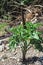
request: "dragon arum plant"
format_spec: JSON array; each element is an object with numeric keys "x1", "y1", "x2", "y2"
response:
[{"x1": 9, "y1": 22, "x2": 43, "y2": 61}]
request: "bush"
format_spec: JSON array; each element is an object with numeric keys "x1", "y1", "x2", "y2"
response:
[{"x1": 9, "y1": 22, "x2": 43, "y2": 61}]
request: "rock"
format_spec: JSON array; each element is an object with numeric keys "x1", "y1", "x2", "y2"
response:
[
  {"x1": 0, "y1": 44, "x2": 4, "y2": 52},
  {"x1": 17, "y1": 58, "x2": 20, "y2": 62},
  {"x1": 0, "y1": 45, "x2": 3, "y2": 52},
  {"x1": 1, "y1": 59, "x2": 5, "y2": 62},
  {"x1": 5, "y1": 44, "x2": 9, "y2": 50},
  {"x1": 10, "y1": 56, "x2": 17, "y2": 60}
]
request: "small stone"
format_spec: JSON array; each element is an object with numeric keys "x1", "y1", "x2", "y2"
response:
[
  {"x1": 0, "y1": 44, "x2": 4, "y2": 52},
  {"x1": 0, "y1": 45, "x2": 3, "y2": 51},
  {"x1": 10, "y1": 56, "x2": 17, "y2": 60},
  {"x1": 17, "y1": 58, "x2": 20, "y2": 62},
  {"x1": 5, "y1": 44, "x2": 9, "y2": 50},
  {"x1": 1, "y1": 59, "x2": 5, "y2": 62}
]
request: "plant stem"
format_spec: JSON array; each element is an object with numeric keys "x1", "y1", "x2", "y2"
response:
[
  {"x1": 22, "y1": 50, "x2": 26, "y2": 61},
  {"x1": 22, "y1": 41, "x2": 27, "y2": 61},
  {"x1": 21, "y1": 6, "x2": 26, "y2": 29},
  {"x1": 21, "y1": 6, "x2": 27, "y2": 61}
]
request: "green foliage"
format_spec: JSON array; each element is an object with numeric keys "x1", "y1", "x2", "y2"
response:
[
  {"x1": 20, "y1": 0, "x2": 34, "y2": 5},
  {"x1": 9, "y1": 22, "x2": 43, "y2": 51},
  {"x1": 0, "y1": 22, "x2": 7, "y2": 31}
]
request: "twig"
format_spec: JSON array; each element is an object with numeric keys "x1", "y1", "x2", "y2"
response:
[
  {"x1": 24, "y1": 8, "x2": 32, "y2": 13},
  {"x1": 27, "y1": 45, "x2": 33, "y2": 50},
  {"x1": 34, "y1": 5, "x2": 43, "y2": 8}
]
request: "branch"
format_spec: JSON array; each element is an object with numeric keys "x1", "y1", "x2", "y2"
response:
[
  {"x1": 24, "y1": 8, "x2": 32, "y2": 13},
  {"x1": 34, "y1": 5, "x2": 43, "y2": 8},
  {"x1": 27, "y1": 45, "x2": 33, "y2": 50}
]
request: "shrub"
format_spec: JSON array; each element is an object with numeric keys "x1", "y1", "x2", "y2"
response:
[{"x1": 9, "y1": 22, "x2": 43, "y2": 61}]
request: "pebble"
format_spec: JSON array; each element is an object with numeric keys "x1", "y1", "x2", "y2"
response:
[
  {"x1": 0, "y1": 44, "x2": 4, "y2": 51},
  {"x1": 5, "y1": 44, "x2": 9, "y2": 50},
  {"x1": 17, "y1": 58, "x2": 20, "y2": 62},
  {"x1": 1, "y1": 59, "x2": 5, "y2": 62},
  {"x1": 10, "y1": 56, "x2": 17, "y2": 60}
]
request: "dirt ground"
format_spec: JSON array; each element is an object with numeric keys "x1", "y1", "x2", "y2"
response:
[{"x1": 0, "y1": 46, "x2": 43, "y2": 65}]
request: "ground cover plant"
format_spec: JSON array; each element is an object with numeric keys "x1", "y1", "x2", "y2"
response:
[
  {"x1": 0, "y1": 22, "x2": 7, "y2": 31},
  {"x1": 9, "y1": 22, "x2": 43, "y2": 61},
  {"x1": 0, "y1": 22, "x2": 7, "y2": 36}
]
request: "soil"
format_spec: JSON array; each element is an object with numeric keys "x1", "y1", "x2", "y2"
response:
[{"x1": 0, "y1": 46, "x2": 43, "y2": 65}]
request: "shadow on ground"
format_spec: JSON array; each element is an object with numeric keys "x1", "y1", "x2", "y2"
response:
[{"x1": 21, "y1": 56, "x2": 43, "y2": 65}]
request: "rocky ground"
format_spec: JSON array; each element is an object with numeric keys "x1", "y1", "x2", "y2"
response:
[{"x1": 0, "y1": 44, "x2": 43, "y2": 65}]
